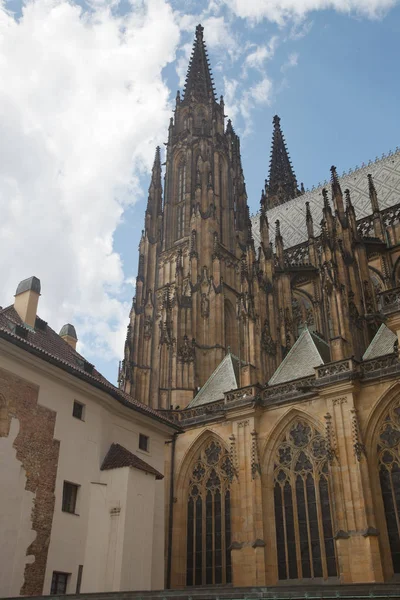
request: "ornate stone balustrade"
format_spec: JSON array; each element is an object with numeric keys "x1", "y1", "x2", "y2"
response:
[
  {"x1": 315, "y1": 358, "x2": 358, "y2": 382},
  {"x1": 361, "y1": 353, "x2": 400, "y2": 379},
  {"x1": 378, "y1": 287, "x2": 400, "y2": 316},
  {"x1": 260, "y1": 376, "x2": 316, "y2": 405},
  {"x1": 224, "y1": 385, "x2": 261, "y2": 404}
]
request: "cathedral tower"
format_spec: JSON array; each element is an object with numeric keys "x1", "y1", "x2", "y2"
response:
[{"x1": 119, "y1": 25, "x2": 261, "y2": 409}]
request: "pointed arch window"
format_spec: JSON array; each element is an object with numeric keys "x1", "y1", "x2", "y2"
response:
[
  {"x1": 176, "y1": 160, "x2": 186, "y2": 239},
  {"x1": 186, "y1": 440, "x2": 233, "y2": 586},
  {"x1": 177, "y1": 161, "x2": 186, "y2": 204},
  {"x1": 378, "y1": 401, "x2": 400, "y2": 573},
  {"x1": 292, "y1": 294, "x2": 315, "y2": 337},
  {"x1": 274, "y1": 421, "x2": 337, "y2": 580}
]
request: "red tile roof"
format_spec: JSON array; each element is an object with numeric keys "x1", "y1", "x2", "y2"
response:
[
  {"x1": 101, "y1": 443, "x2": 163, "y2": 479},
  {"x1": 0, "y1": 305, "x2": 181, "y2": 431}
]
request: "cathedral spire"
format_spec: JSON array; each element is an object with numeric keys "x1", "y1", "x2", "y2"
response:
[
  {"x1": 266, "y1": 115, "x2": 300, "y2": 209},
  {"x1": 182, "y1": 24, "x2": 216, "y2": 104},
  {"x1": 145, "y1": 146, "x2": 163, "y2": 239}
]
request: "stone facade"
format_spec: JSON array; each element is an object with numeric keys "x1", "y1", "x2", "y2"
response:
[{"x1": 120, "y1": 24, "x2": 400, "y2": 590}]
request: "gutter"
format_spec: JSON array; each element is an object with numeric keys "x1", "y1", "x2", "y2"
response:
[{"x1": 166, "y1": 432, "x2": 178, "y2": 589}]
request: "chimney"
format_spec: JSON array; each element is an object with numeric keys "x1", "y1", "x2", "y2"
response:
[
  {"x1": 59, "y1": 324, "x2": 78, "y2": 350},
  {"x1": 14, "y1": 276, "x2": 41, "y2": 328}
]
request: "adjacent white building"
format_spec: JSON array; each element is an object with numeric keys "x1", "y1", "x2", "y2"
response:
[{"x1": 0, "y1": 276, "x2": 180, "y2": 598}]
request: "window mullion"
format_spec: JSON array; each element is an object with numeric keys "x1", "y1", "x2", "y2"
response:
[
  {"x1": 315, "y1": 472, "x2": 328, "y2": 579},
  {"x1": 389, "y1": 468, "x2": 400, "y2": 539},
  {"x1": 221, "y1": 486, "x2": 226, "y2": 584},
  {"x1": 291, "y1": 473, "x2": 302, "y2": 579},
  {"x1": 281, "y1": 483, "x2": 289, "y2": 579},
  {"x1": 202, "y1": 488, "x2": 207, "y2": 585}
]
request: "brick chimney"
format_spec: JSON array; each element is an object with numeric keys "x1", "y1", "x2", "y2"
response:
[
  {"x1": 59, "y1": 324, "x2": 78, "y2": 350},
  {"x1": 14, "y1": 276, "x2": 41, "y2": 328}
]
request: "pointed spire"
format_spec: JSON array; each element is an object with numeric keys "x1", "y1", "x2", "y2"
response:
[
  {"x1": 306, "y1": 201, "x2": 314, "y2": 238},
  {"x1": 368, "y1": 173, "x2": 380, "y2": 213},
  {"x1": 330, "y1": 165, "x2": 345, "y2": 222},
  {"x1": 266, "y1": 115, "x2": 300, "y2": 209},
  {"x1": 275, "y1": 219, "x2": 284, "y2": 268},
  {"x1": 182, "y1": 25, "x2": 216, "y2": 104}
]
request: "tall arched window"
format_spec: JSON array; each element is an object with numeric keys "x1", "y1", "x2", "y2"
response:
[
  {"x1": 292, "y1": 294, "x2": 315, "y2": 337},
  {"x1": 178, "y1": 161, "x2": 186, "y2": 204},
  {"x1": 378, "y1": 401, "x2": 400, "y2": 573},
  {"x1": 186, "y1": 440, "x2": 232, "y2": 586},
  {"x1": 176, "y1": 160, "x2": 186, "y2": 239},
  {"x1": 274, "y1": 421, "x2": 337, "y2": 580}
]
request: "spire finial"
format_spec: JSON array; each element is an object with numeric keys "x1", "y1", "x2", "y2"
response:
[
  {"x1": 306, "y1": 202, "x2": 314, "y2": 238},
  {"x1": 196, "y1": 24, "x2": 204, "y2": 40},
  {"x1": 368, "y1": 173, "x2": 380, "y2": 213},
  {"x1": 266, "y1": 115, "x2": 300, "y2": 209},
  {"x1": 182, "y1": 25, "x2": 216, "y2": 104}
]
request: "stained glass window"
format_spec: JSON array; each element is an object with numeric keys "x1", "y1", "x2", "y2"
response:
[
  {"x1": 273, "y1": 420, "x2": 337, "y2": 580},
  {"x1": 378, "y1": 402, "x2": 400, "y2": 573},
  {"x1": 186, "y1": 439, "x2": 232, "y2": 585}
]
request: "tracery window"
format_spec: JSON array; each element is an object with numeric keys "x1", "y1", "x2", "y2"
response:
[
  {"x1": 378, "y1": 401, "x2": 400, "y2": 573},
  {"x1": 176, "y1": 161, "x2": 186, "y2": 239},
  {"x1": 186, "y1": 440, "x2": 233, "y2": 586},
  {"x1": 274, "y1": 421, "x2": 337, "y2": 580},
  {"x1": 292, "y1": 294, "x2": 315, "y2": 337},
  {"x1": 177, "y1": 161, "x2": 186, "y2": 204}
]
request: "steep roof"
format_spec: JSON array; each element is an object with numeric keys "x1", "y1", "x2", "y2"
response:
[
  {"x1": 101, "y1": 443, "x2": 163, "y2": 479},
  {"x1": 188, "y1": 352, "x2": 239, "y2": 407},
  {"x1": 182, "y1": 24, "x2": 216, "y2": 104},
  {"x1": 0, "y1": 305, "x2": 181, "y2": 431},
  {"x1": 269, "y1": 329, "x2": 330, "y2": 386},
  {"x1": 252, "y1": 149, "x2": 400, "y2": 249},
  {"x1": 363, "y1": 324, "x2": 397, "y2": 360}
]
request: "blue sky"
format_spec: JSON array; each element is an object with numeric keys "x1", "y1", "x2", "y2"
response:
[{"x1": 0, "y1": 0, "x2": 399, "y2": 385}]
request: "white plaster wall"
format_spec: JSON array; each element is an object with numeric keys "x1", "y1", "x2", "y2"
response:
[
  {"x1": 120, "y1": 469, "x2": 156, "y2": 591},
  {"x1": 0, "y1": 418, "x2": 36, "y2": 597},
  {"x1": 0, "y1": 345, "x2": 172, "y2": 596}
]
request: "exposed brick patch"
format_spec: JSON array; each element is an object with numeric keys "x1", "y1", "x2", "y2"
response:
[{"x1": 0, "y1": 366, "x2": 60, "y2": 596}]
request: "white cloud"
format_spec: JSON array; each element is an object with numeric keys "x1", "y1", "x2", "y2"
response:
[
  {"x1": 0, "y1": 0, "x2": 180, "y2": 365},
  {"x1": 281, "y1": 51, "x2": 299, "y2": 71},
  {"x1": 221, "y1": 0, "x2": 397, "y2": 25},
  {"x1": 245, "y1": 37, "x2": 279, "y2": 71}
]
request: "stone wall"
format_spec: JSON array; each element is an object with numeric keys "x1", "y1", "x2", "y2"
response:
[{"x1": 0, "y1": 366, "x2": 59, "y2": 596}]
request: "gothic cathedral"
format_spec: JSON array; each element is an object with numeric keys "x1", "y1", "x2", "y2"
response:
[{"x1": 119, "y1": 25, "x2": 400, "y2": 590}]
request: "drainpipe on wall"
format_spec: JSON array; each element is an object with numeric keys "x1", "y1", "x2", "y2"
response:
[{"x1": 166, "y1": 432, "x2": 177, "y2": 589}]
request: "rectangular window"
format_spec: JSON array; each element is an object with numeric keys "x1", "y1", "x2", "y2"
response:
[
  {"x1": 62, "y1": 481, "x2": 79, "y2": 514},
  {"x1": 51, "y1": 572, "x2": 69, "y2": 595},
  {"x1": 72, "y1": 400, "x2": 84, "y2": 420},
  {"x1": 139, "y1": 433, "x2": 149, "y2": 452}
]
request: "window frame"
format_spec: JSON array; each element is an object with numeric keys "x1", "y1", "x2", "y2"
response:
[
  {"x1": 62, "y1": 481, "x2": 79, "y2": 515},
  {"x1": 138, "y1": 433, "x2": 150, "y2": 453},
  {"x1": 72, "y1": 400, "x2": 85, "y2": 421},
  {"x1": 50, "y1": 571, "x2": 69, "y2": 595}
]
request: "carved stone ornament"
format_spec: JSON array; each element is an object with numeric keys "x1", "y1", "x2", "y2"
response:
[
  {"x1": 201, "y1": 293, "x2": 210, "y2": 318},
  {"x1": 350, "y1": 407, "x2": 366, "y2": 461},
  {"x1": 143, "y1": 316, "x2": 153, "y2": 339},
  {"x1": 159, "y1": 320, "x2": 175, "y2": 348},
  {"x1": 177, "y1": 335, "x2": 195, "y2": 363},
  {"x1": 324, "y1": 413, "x2": 338, "y2": 464},
  {"x1": 229, "y1": 434, "x2": 239, "y2": 479},
  {"x1": 251, "y1": 429, "x2": 261, "y2": 479},
  {"x1": 261, "y1": 319, "x2": 276, "y2": 356}
]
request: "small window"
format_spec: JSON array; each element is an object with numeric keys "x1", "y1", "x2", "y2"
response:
[
  {"x1": 62, "y1": 481, "x2": 79, "y2": 514},
  {"x1": 72, "y1": 400, "x2": 84, "y2": 420},
  {"x1": 139, "y1": 433, "x2": 149, "y2": 452},
  {"x1": 51, "y1": 572, "x2": 69, "y2": 595}
]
